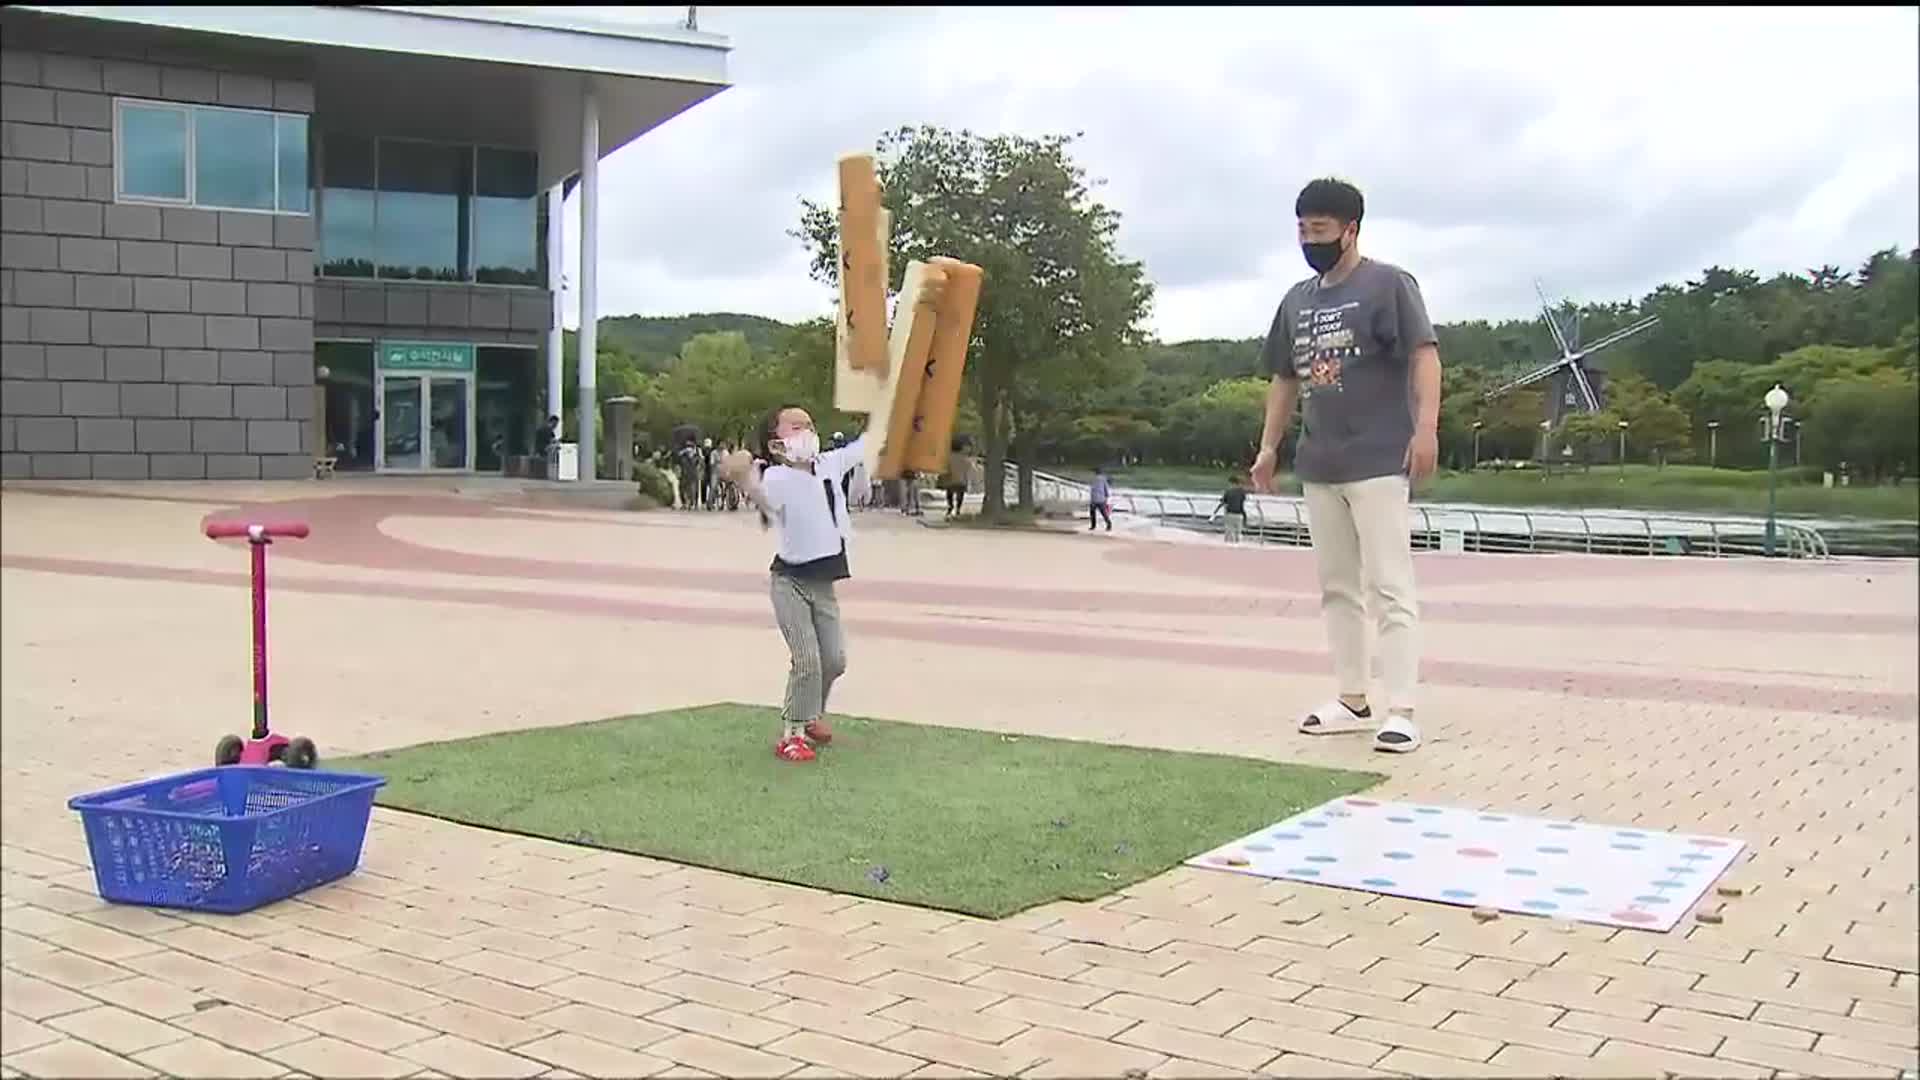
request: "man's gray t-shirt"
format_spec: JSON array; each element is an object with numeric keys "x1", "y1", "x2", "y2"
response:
[{"x1": 1259, "y1": 258, "x2": 1438, "y2": 485}]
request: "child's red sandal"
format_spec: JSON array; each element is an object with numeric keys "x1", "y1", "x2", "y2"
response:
[
  {"x1": 774, "y1": 735, "x2": 816, "y2": 762},
  {"x1": 804, "y1": 720, "x2": 834, "y2": 746}
]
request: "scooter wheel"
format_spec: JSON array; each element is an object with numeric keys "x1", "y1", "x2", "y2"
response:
[
  {"x1": 214, "y1": 735, "x2": 244, "y2": 766},
  {"x1": 285, "y1": 737, "x2": 318, "y2": 770}
]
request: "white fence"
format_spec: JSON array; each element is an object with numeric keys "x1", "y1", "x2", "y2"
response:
[{"x1": 995, "y1": 466, "x2": 1831, "y2": 559}]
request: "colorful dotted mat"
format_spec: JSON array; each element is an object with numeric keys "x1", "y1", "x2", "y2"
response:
[{"x1": 1187, "y1": 797, "x2": 1743, "y2": 932}]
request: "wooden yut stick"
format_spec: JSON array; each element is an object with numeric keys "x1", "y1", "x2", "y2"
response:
[
  {"x1": 836, "y1": 154, "x2": 887, "y2": 374},
  {"x1": 869, "y1": 261, "x2": 946, "y2": 480},
  {"x1": 905, "y1": 257, "x2": 982, "y2": 473}
]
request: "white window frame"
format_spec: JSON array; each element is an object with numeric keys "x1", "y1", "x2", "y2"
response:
[{"x1": 112, "y1": 97, "x2": 311, "y2": 217}]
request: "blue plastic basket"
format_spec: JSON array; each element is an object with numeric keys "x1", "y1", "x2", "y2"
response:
[{"x1": 68, "y1": 767, "x2": 385, "y2": 914}]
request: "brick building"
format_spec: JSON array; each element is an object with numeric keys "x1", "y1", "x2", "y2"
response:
[{"x1": 1, "y1": 5, "x2": 729, "y2": 480}]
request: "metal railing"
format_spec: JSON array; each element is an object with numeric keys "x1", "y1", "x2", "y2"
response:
[{"x1": 991, "y1": 465, "x2": 1832, "y2": 559}]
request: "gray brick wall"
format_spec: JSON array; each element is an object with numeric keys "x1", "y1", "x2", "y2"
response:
[{"x1": 2, "y1": 44, "x2": 314, "y2": 481}]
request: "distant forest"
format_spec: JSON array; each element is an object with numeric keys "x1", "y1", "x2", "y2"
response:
[{"x1": 562, "y1": 248, "x2": 1918, "y2": 481}]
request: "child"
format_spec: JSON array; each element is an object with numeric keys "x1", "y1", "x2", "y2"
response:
[
  {"x1": 1216, "y1": 475, "x2": 1248, "y2": 544},
  {"x1": 721, "y1": 404, "x2": 867, "y2": 763}
]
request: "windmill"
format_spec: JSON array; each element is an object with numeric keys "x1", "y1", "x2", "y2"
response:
[{"x1": 1484, "y1": 281, "x2": 1659, "y2": 426}]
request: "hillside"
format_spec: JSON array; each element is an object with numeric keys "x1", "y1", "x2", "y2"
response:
[{"x1": 566, "y1": 313, "x2": 791, "y2": 372}]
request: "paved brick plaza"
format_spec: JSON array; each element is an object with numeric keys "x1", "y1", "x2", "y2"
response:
[{"x1": 2, "y1": 479, "x2": 1915, "y2": 1078}]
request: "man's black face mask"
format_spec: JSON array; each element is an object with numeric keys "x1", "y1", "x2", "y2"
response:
[{"x1": 1302, "y1": 230, "x2": 1349, "y2": 275}]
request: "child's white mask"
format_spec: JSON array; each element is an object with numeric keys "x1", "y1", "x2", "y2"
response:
[{"x1": 777, "y1": 430, "x2": 819, "y2": 463}]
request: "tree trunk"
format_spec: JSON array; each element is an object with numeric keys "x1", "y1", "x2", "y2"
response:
[
  {"x1": 1013, "y1": 424, "x2": 1036, "y2": 510},
  {"x1": 980, "y1": 388, "x2": 1009, "y2": 519}
]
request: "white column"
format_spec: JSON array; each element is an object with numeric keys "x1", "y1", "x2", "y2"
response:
[
  {"x1": 576, "y1": 80, "x2": 599, "y2": 482},
  {"x1": 545, "y1": 183, "x2": 564, "y2": 438}
]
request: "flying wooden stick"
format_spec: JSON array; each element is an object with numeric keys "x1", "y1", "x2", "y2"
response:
[
  {"x1": 837, "y1": 154, "x2": 888, "y2": 374},
  {"x1": 830, "y1": 153, "x2": 983, "y2": 481},
  {"x1": 904, "y1": 256, "x2": 983, "y2": 474}
]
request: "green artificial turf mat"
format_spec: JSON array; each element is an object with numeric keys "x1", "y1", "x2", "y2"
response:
[{"x1": 332, "y1": 703, "x2": 1382, "y2": 918}]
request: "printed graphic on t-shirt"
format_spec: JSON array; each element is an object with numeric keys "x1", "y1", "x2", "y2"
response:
[{"x1": 1292, "y1": 301, "x2": 1362, "y2": 398}]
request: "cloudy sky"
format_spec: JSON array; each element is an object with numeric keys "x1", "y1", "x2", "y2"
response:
[{"x1": 533, "y1": 5, "x2": 1918, "y2": 343}]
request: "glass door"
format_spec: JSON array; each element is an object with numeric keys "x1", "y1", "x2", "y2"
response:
[
  {"x1": 378, "y1": 376, "x2": 423, "y2": 470},
  {"x1": 428, "y1": 375, "x2": 471, "y2": 470}
]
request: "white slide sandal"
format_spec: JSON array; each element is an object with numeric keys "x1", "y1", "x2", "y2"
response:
[
  {"x1": 1299, "y1": 700, "x2": 1372, "y2": 736},
  {"x1": 1373, "y1": 713, "x2": 1422, "y2": 753}
]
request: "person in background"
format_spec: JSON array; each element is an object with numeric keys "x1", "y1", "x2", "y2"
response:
[
  {"x1": 533, "y1": 415, "x2": 558, "y2": 457},
  {"x1": 700, "y1": 438, "x2": 719, "y2": 509},
  {"x1": 1088, "y1": 466, "x2": 1113, "y2": 532},
  {"x1": 942, "y1": 439, "x2": 973, "y2": 518},
  {"x1": 901, "y1": 470, "x2": 923, "y2": 516},
  {"x1": 675, "y1": 439, "x2": 703, "y2": 511},
  {"x1": 1217, "y1": 474, "x2": 1249, "y2": 544},
  {"x1": 830, "y1": 432, "x2": 854, "y2": 507},
  {"x1": 849, "y1": 447, "x2": 872, "y2": 510}
]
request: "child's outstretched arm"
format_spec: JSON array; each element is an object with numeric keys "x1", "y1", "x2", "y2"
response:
[
  {"x1": 821, "y1": 430, "x2": 869, "y2": 479},
  {"x1": 718, "y1": 450, "x2": 776, "y2": 530}
]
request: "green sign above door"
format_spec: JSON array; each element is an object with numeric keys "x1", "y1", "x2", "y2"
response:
[{"x1": 380, "y1": 341, "x2": 474, "y2": 373}]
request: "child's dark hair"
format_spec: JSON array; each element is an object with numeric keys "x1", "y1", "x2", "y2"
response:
[
  {"x1": 755, "y1": 402, "x2": 807, "y2": 461},
  {"x1": 1295, "y1": 177, "x2": 1365, "y2": 228},
  {"x1": 752, "y1": 402, "x2": 807, "y2": 528}
]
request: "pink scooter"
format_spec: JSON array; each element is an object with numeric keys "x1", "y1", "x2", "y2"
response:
[{"x1": 204, "y1": 520, "x2": 317, "y2": 769}]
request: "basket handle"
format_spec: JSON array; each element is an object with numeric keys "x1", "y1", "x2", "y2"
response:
[{"x1": 168, "y1": 779, "x2": 219, "y2": 802}]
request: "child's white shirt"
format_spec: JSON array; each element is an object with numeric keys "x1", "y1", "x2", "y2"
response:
[{"x1": 763, "y1": 435, "x2": 865, "y2": 567}]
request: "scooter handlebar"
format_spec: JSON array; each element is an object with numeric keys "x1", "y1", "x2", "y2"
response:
[{"x1": 204, "y1": 521, "x2": 310, "y2": 541}]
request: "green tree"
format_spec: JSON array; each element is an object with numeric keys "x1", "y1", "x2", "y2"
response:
[
  {"x1": 650, "y1": 332, "x2": 796, "y2": 446},
  {"x1": 766, "y1": 317, "x2": 863, "y2": 442},
  {"x1": 1603, "y1": 372, "x2": 1692, "y2": 465},
  {"x1": 556, "y1": 333, "x2": 648, "y2": 436},
  {"x1": 794, "y1": 126, "x2": 1154, "y2": 517},
  {"x1": 1888, "y1": 320, "x2": 1919, "y2": 375},
  {"x1": 1801, "y1": 370, "x2": 1920, "y2": 483},
  {"x1": 1157, "y1": 378, "x2": 1267, "y2": 467},
  {"x1": 1560, "y1": 412, "x2": 1618, "y2": 466}
]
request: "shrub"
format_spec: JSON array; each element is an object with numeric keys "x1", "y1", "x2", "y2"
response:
[{"x1": 634, "y1": 462, "x2": 675, "y2": 508}]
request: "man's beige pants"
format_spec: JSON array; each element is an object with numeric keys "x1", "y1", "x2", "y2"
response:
[{"x1": 1302, "y1": 475, "x2": 1419, "y2": 714}]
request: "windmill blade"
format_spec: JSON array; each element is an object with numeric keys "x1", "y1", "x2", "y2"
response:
[
  {"x1": 1567, "y1": 360, "x2": 1601, "y2": 413},
  {"x1": 1536, "y1": 280, "x2": 1573, "y2": 358},
  {"x1": 1570, "y1": 315, "x2": 1660, "y2": 360},
  {"x1": 1484, "y1": 358, "x2": 1568, "y2": 399}
]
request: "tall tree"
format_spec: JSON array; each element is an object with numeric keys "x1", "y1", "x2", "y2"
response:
[{"x1": 794, "y1": 126, "x2": 1153, "y2": 516}]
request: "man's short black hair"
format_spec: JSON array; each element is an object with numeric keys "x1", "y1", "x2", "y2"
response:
[{"x1": 1295, "y1": 178, "x2": 1364, "y2": 227}]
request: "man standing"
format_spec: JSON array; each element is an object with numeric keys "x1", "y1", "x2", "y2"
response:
[{"x1": 1249, "y1": 178, "x2": 1441, "y2": 754}]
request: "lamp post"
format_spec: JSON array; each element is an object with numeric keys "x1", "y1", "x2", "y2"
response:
[
  {"x1": 1763, "y1": 383, "x2": 1789, "y2": 557},
  {"x1": 1707, "y1": 420, "x2": 1719, "y2": 467},
  {"x1": 1471, "y1": 420, "x2": 1483, "y2": 471},
  {"x1": 1539, "y1": 419, "x2": 1552, "y2": 476},
  {"x1": 1617, "y1": 420, "x2": 1629, "y2": 481}
]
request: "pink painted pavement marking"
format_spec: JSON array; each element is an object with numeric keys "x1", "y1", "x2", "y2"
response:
[
  {"x1": 15, "y1": 486, "x2": 1912, "y2": 633},
  {"x1": 6, "y1": 553, "x2": 1914, "y2": 721},
  {"x1": 171, "y1": 494, "x2": 1915, "y2": 635}
]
